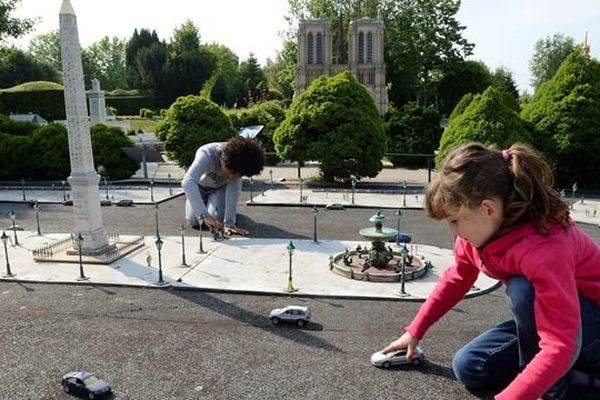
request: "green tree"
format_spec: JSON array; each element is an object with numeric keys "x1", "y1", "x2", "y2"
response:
[
  {"x1": 155, "y1": 95, "x2": 235, "y2": 168},
  {"x1": 437, "y1": 60, "x2": 492, "y2": 115},
  {"x1": 0, "y1": 0, "x2": 35, "y2": 42},
  {"x1": 201, "y1": 43, "x2": 243, "y2": 107},
  {"x1": 522, "y1": 52, "x2": 600, "y2": 188},
  {"x1": 385, "y1": 102, "x2": 442, "y2": 167},
  {"x1": 239, "y1": 53, "x2": 265, "y2": 106},
  {"x1": 263, "y1": 39, "x2": 296, "y2": 102},
  {"x1": 491, "y1": 66, "x2": 519, "y2": 99},
  {"x1": 437, "y1": 86, "x2": 532, "y2": 166},
  {"x1": 529, "y1": 33, "x2": 576, "y2": 93},
  {"x1": 125, "y1": 28, "x2": 166, "y2": 89},
  {"x1": 28, "y1": 30, "x2": 61, "y2": 72},
  {"x1": 83, "y1": 36, "x2": 127, "y2": 90},
  {"x1": 274, "y1": 71, "x2": 385, "y2": 182},
  {"x1": 0, "y1": 47, "x2": 59, "y2": 88},
  {"x1": 30, "y1": 123, "x2": 70, "y2": 179},
  {"x1": 90, "y1": 124, "x2": 140, "y2": 179},
  {"x1": 155, "y1": 21, "x2": 213, "y2": 108}
]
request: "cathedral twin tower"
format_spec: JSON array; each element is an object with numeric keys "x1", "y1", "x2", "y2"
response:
[{"x1": 295, "y1": 16, "x2": 389, "y2": 115}]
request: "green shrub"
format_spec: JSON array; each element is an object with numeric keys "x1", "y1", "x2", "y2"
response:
[
  {"x1": 385, "y1": 102, "x2": 442, "y2": 168},
  {"x1": 0, "y1": 115, "x2": 38, "y2": 136},
  {"x1": 521, "y1": 51, "x2": 600, "y2": 188},
  {"x1": 0, "y1": 86, "x2": 66, "y2": 120},
  {"x1": 90, "y1": 124, "x2": 140, "y2": 180},
  {"x1": 274, "y1": 71, "x2": 385, "y2": 182},
  {"x1": 438, "y1": 86, "x2": 533, "y2": 166},
  {"x1": 105, "y1": 96, "x2": 154, "y2": 116},
  {"x1": 139, "y1": 108, "x2": 155, "y2": 118},
  {"x1": 155, "y1": 95, "x2": 235, "y2": 168},
  {"x1": 30, "y1": 123, "x2": 70, "y2": 179}
]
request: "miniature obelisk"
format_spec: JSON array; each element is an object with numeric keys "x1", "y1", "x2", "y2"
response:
[{"x1": 59, "y1": 0, "x2": 109, "y2": 253}]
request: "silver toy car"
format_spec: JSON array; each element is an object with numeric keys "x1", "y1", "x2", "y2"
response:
[
  {"x1": 269, "y1": 305, "x2": 311, "y2": 327},
  {"x1": 371, "y1": 346, "x2": 425, "y2": 368}
]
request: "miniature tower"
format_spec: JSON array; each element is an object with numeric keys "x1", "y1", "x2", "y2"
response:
[
  {"x1": 580, "y1": 31, "x2": 591, "y2": 58},
  {"x1": 59, "y1": 0, "x2": 110, "y2": 254},
  {"x1": 88, "y1": 78, "x2": 107, "y2": 125}
]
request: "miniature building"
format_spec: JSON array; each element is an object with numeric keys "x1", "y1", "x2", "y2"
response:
[
  {"x1": 295, "y1": 17, "x2": 388, "y2": 115},
  {"x1": 9, "y1": 112, "x2": 48, "y2": 125}
]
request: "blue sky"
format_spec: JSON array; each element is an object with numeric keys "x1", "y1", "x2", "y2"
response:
[{"x1": 9, "y1": 0, "x2": 600, "y2": 94}]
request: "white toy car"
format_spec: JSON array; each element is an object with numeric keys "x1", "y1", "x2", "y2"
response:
[
  {"x1": 371, "y1": 346, "x2": 425, "y2": 368},
  {"x1": 269, "y1": 305, "x2": 311, "y2": 327}
]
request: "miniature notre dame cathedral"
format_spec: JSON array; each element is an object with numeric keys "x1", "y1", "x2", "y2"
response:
[{"x1": 295, "y1": 16, "x2": 389, "y2": 115}]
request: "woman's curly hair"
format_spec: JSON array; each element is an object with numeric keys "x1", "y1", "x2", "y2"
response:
[{"x1": 221, "y1": 137, "x2": 265, "y2": 177}]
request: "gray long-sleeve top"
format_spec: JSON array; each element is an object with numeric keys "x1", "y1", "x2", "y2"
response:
[{"x1": 181, "y1": 142, "x2": 242, "y2": 227}]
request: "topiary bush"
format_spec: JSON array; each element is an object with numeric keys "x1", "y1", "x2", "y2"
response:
[
  {"x1": 155, "y1": 95, "x2": 235, "y2": 168},
  {"x1": 521, "y1": 51, "x2": 600, "y2": 188},
  {"x1": 274, "y1": 71, "x2": 385, "y2": 182},
  {"x1": 437, "y1": 86, "x2": 533, "y2": 166},
  {"x1": 228, "y1": 100, "x2": 287, "y2": 165},
  {"x1": 30, "y1": 123, "x2": 70, "y2": 179},
  {"x1": 385, "y1": 102, "x2": 442, "y2": 168},
  {"x1": 90, "y1": 124, "x2": 140, "y2": 180}
]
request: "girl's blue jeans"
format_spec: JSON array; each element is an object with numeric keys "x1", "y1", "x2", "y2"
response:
[{"x1": 452, "y1": 276, "x2": 600, "y2": 399}]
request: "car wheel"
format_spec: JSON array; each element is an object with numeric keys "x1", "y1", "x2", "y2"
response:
[
  {"x1": 412, "y1": 358, "x2": 422, "y2": 366},
  {"x1": 271, "y1": 317, "x2": 279, "y2": 325},
  {"x1": 63, "y1": 383, "x2": 70, "y2": 393},
  {"x1": 297, "y1": 319, "x2": 305, "y2": 327},
  {"x1": 383, "y1": 361, "x2": 391, "y2": 368}
]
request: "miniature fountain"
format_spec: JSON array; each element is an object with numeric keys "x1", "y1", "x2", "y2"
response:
[{"x1": 330, "y1": 211, "x2": 430, "y2": 282}]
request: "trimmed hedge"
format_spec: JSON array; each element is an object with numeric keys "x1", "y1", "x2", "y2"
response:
[
  {"x1": 105, "y1": 96, "x2": 155, "y2": 116},
  {"x1": 0, "y1": 89, "x2": 66, "y2": 120}
]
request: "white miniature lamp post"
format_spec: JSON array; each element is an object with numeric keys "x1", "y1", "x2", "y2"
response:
[
  {"x1": 570, "y1": 182, "x2": 578, "y2": 210},
  {"x1": 21, "y1": 178, "x2": 26, "y2": 201},
  {"x1": 155, "y1": 236, "x2": 165, "y2": 284},
  {"x1": 351, "y1": 176, "x2": 356, "y2": 205},
  {"x1": 399, "y1": 244, "x2": 409, "y2": 297},
  {"x1": 299, "y1": 178, "x2": 303, "y2": 203},
  {"x1": 249, "y1": 177, "x2": 254, "y2": 203},
  {"x1": 61, "y1": 180, "x2": 67, "y2": 201},
  {"x1": 154, "y1": 203, "x2": 160, "y2": 238},
  {"x1": 312, "y1": 206, "x2": 319, "y2": 243},
  {"x1": 395, "y1": 209, "x2": 402, "y2": 246},
  {"x1": 179, "y1": 224, "x2": 188, "y2": 267},
  {"x1": 167, "y1": 173, "x2": 173, "y2": 195},
  {"x1": 34, "y1": 201, "x2": 42, "y2": 235},
  {"x1": 284, "y1": 240, "x2": 298, "y2": 292},
  {"x1": 149, "y1": 179, "x2": 155, "y2": 202},
  {"x1": 8, "y1": 210, "x2": 18, "y2": 246},
  {"x1": 402, "y1": 180, "x2": 407, "y2": 207},
  {"x1": 74, "y1": 233, "x2": 88, "y2": 281},
  {"x1": 269, "y1": 169, "x2": 273, "y2": 190},
  {"x1": 1, "y1": 231, "x2": 15, "y2": 277}
]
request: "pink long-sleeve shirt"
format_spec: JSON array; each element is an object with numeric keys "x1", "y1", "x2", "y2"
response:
[{"x1": 405, "y1": 220, "x2": 600, "y2": 400}]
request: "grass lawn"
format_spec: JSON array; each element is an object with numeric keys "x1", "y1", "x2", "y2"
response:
[{"x1": 117, "y1": 116, "x2": 160, "y2": 133}]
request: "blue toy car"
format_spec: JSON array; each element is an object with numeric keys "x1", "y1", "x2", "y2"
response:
[{"x1": 61, "y1": 371, "x2": 112, "y2": 399}]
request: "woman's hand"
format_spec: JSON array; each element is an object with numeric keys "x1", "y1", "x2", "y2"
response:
[
  {"x1": 224, "y1": 226, "x2": 249, "y2": 236},
  {"x1": 381, "y1": 331, "x2": 420, "y2": 361},
  {"x1": 202, "y1": 216, "x2": 219, "y2": 231}
]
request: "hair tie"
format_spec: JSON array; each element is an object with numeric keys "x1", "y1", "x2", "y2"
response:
[{"x1": 501, "y1": 149, "x2": 510, "y2": 161}]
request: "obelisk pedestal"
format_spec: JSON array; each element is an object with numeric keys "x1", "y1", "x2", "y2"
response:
[{"x1": 59, "y1": 0, "x2": 110, "y2": 254}]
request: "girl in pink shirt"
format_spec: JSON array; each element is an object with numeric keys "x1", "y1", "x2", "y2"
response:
[{"x1": 381, "y1": 143, "x2": 600, "y2": 399}]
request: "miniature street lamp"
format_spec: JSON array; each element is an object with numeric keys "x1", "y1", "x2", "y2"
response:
[
  {"x1": 21, "y1": 178, "x2": 26, "y2": 201},
  {"x1": 269, "y1": 169, "x2": 273, "y2": 190},
  {"x1": 154, "y1": 203, "x2": 160, "y2": 238},
  {"x1": 74, "y1": 232, "x2": 88, "y2": 281},
  {"x1": 402, "y1": 180, "x2": 407, "y2": 207},
  {"x1": 155, "y1": 236, "x2": 164, "y2": 284},
  {"x1": 395, "y1": 209, "x2": 402, "y2": 246},
  {"x1": 61, "y1": 180, "x2": 67, "y2": 201},
  {"x1": 351, "y1": 176, "x2": 356, "y2": 205},
  {"x1": 197, "y1": 223, "x2": 206, "y2": 254},
  {"x1": 249, "y1": 177, "x2": 254, "y2": 203},
  {"x1": 571, "y1": 182, "x2": 578, "y2": 210},
  {"x1": 8, "y1": 210, "x2": 18, "y2": 246},
  {"x1": 299, "y1": 178, "x2": 303, "y2": 203},
  {"x1": 179, "y1": 224, "x2": 188, "y2": 267},
  {"x1": 284, "y1": 240, "x2": 297, "y2": 292},
  {"x1": 103, "y1": 176, "x2": 109, "y2": 200},
  {"x1": 1, "y1": 231, "x2": 14, "y2": 277},
  {"x1": 312, "y1": 206, "x2": 319, "y2": 243},
  {"x1": 34, "y1": 201, "x2": 42, "y2": 235},
  {"x1": 167, "y1": 173, "x2": 173, "y2": 195},
  {"x1": 399, "y1": 244, "x2": 409, "y2": 297},
  {"x1": 149, "y1": 179, "x2": 155, "y2": 202}
]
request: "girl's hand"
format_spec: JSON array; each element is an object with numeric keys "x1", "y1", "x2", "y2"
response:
[
  {"x1": 224, "y1": 226, "x2": 249, "y2": 236},
  {"x1": 381, "y1": 331, "x2": 420, "y2": 361}
]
